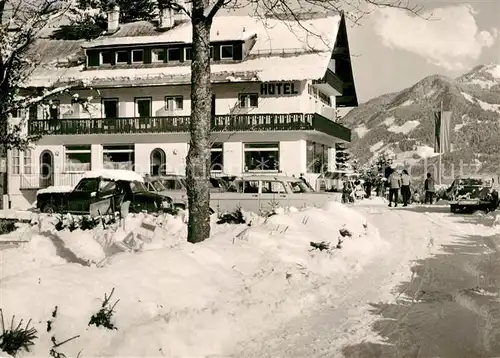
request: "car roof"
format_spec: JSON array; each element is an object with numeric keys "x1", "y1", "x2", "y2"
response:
[{"x1": 239, "y1": 175, "x2": 300, "y2": 181}]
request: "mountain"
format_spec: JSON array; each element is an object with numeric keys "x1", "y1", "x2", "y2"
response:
[{"x1": 341, "y1": 64, "x2": 500, "y2": 181}]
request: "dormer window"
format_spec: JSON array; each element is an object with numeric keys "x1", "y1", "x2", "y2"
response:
[
  {"x1": 167, "y1": 48, "x2": 181, "y2": 62},
  {"x1": 220, "y1": 45, "x2": 233, "y2": 60},
  {"x1": 132, "y1": 49, "x2": 144, "y2": 63},
  {"x1": 116, "y1": 50, "x2": 128, "y2": 64},
  {"x1": 152, "y1": 48, "x2": 166, "y2": 63},
  {"x1": 100, "y1": 51, "x2": 112, "y2": 65}
]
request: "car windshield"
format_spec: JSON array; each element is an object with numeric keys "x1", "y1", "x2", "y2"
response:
[
  {"x1": 130, "y1": 181, "x2": 148, "y2": 192},
  {"x1": 458, "y1": 178, "x2": 486, "y2": 186},
  {"x1": 288, "y1": 180, "x2": 312, "y2": 193}
]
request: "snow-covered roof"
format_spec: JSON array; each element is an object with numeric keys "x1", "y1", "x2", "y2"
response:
[
  {"x1": 82, "y1": 170, "x2": 145, "y2": 183},
  {"x1": 82, "y1": 15, "x2": 338, "y2": 51},
  {"x1": 25, "y1": 14, "x2": 342, "y2": 87},
  {"x1": 36, "y1": 186, "x2": 74, "y2": 195}
]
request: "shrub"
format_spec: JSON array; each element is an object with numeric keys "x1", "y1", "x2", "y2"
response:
[
  {"x1": 0, "y1": 219, "x2": 18, "y2": 235},
  {"x1": 88, "y1": 288, "x2": 119, "y2": 330},
  {"x1": 217, "y1": 208, "x2": 245, "y2": 225},
  {"x1": 0, "y1": 309, "x2": 38, "y2": 356}
]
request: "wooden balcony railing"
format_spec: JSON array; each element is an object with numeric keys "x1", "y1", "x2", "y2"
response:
[{"x1": 28, "y1": 113, "x2": 351, "y2": 142}]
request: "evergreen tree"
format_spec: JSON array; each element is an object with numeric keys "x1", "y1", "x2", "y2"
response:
[{"x1": 335, "y1": 143, "x2": 351, "y2": 171}]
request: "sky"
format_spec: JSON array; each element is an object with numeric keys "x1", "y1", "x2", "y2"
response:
[{"x1": 346, "y1": 0, "x2": 499, "y2": 103}]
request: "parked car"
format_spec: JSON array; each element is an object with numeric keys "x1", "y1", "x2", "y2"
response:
[
  {"x1": 144, "y1": 174, "x2": 228, "y2": 212},
  {"x1": 37, "y1": 169, "x2": 173, "y2": 214},
  {"x1": 449, "y1": 175, "x2": 499, "y2": 213}
]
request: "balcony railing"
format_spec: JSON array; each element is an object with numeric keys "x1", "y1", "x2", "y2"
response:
[
  {"x1": 28, "y1": 113, "x2": 351, "y2": 142},
  {"x1": 19, "y1": 172, "x2": 84, "y2": 190}
]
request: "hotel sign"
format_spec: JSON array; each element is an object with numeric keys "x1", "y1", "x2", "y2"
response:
[{"x1": 260, "y1": 82, "x2": 299, "y2": 96}]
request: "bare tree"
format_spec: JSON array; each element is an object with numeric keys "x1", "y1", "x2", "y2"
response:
[
  {"x1": 159, "y1": 0, "x2": 423, "y2": 244},
  {"x1": 0, "y1": 0, "x2": 83, "y2": 151}
]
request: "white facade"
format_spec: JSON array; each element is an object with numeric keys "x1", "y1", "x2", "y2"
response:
[{"x1": 8, "y1": 80, "x2": 342, "y2": 209}]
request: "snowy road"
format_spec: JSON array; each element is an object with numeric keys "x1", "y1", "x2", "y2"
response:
[{"x1": 229, "y1": 200, "x2": 500, "y2": 357}]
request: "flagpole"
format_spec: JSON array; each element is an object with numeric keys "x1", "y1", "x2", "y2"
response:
[{"x1": 438, "y1": 99, "x2": 443, "y2": 186}]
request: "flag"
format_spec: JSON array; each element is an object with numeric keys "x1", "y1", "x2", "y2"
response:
[{"x1": 434, "y1": 97, "x2": 453, "y2": 154}]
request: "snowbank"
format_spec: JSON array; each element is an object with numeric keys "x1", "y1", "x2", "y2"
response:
[{"x1": 0, "y1": 203, "x2": 387, "y2": 357}]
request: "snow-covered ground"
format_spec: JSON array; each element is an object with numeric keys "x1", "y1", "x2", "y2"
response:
[{"x1": 0, "y1": 202, "x2": 387, "y2": 357}]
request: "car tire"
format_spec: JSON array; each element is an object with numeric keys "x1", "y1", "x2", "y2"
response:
[
  {"x1": 450, "y1": 205, "x2": 457, "y2": 213},
  {"x1": 42, "y1": 203, "x2": 56, "y2": 214}
]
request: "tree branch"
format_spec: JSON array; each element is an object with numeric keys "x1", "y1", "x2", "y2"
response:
[{"x1": 204, "y1": 0, "x2": 230, "y2": 20}]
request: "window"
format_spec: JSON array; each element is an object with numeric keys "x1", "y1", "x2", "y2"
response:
[
  {"x1": 261, "y1": 180, "x2": 286, "y2": 193},
  {"x1": 115, "y1": 50, "x2": 128, "y2": 64},
  {"x1": 239, "y1": 93, "x2": 258, "y2": 108},
  {"x1": 152, "y1": 48, "x2": 166, "y2": 63},
  {"x1": 74, "y1": 178, "x2": 98, "y2": 192},
  {"x1": 150, "y1": 148, "x2": 166, "y2": 175},
  {"x1": 65, "y1": 145, "x2": 91, "y2": 172},
  {"x1": 210, "y1": 142, "x2": 223, "y2": 172},
  {"x1": 98, "y1": 179, "x2": 116, "y2": 192},
  {"x1": 23, "y1": 150, "x2": 32, "y2": 174},
  {"x1": 102, "y1": 99, "x2": 118, "y2": 118},
  {"x1": 220, "y1": 45, "x2": 233, "y2": 59},
  {"x1": 29, "y1": 104, "x2": 38, "y2": 120},
  {"x1": 167, "y1": 48, "x2": 181, "y2": 62},
  {"x1": 244, "y1": 143, "x2": 279, "y2": 171},
  {"x1": 288, "y1": 180, "x2": 311, "y2": 193},
  {"x1": 161, "y1": 178, "x2": 185, "y2": 190},
  {"x1": 132, "y1": 49, "x2": 144, "y2": 63},
  {"x1": 135, "y1": 98, "x2": 152, "y2": 117},
  {"x1": 103, "y1": 145, "x2": 134, "y2": 170},
  {"x1": 242, "y1": 180, "x2": 259, "y2": 193},
  {"x1": 165, "y1": 96, "x2": 183, "y2": 111},
  {"x1": 306, "y1": 141, "x2": 329, "y2": 173},
  {"x1": 185, "y1": 47, "x2": 192, "y2": 60},
  {"x1": 100, "y1": 51, "x2": 112, "y2": 65},
  {"x1": 11, "y1": 149, "x2": 20, "y2": 174}
]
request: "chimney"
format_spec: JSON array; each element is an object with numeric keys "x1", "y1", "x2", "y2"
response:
[
  {"x1": 107, "y1": 5, "x2": 120, "y2": 34},
  {"x1": 158, "y1": 8, "x2": 174, "y2": 30}
]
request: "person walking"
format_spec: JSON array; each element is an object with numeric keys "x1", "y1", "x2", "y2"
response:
[
  {"x1": 401, "y1": 169, "x2": 412, "y2": 207},
  {"x1": 424, "y1": 172, "x2": 436, "y2": 204},
  {"x1": 388, "y1": 170, "x2": 401, "y2": 207}
]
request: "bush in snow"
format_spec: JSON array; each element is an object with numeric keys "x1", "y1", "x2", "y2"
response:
[
  {"x1": 0, "y1": 219, "x2": 19, "y2": 235},
  {"x1": 88, "y1": 288, "x2": 119, "y2": 330},
  {"x1": 0, "y1": 309, "x2": 38, "y2": 356},
  {"x1": 216, "y1": 208, "x2": 246, "y2": 225}
]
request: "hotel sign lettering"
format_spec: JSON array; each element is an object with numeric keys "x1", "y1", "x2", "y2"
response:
[{"x1": 260, "y1": 82, "x2": 299, "y2": 96}]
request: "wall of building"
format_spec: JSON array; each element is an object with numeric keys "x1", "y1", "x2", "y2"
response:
[
  {"x1": 7, "y1": 136, "x2": 328, "y2": 209},
  {"x1": 44, "y1": 81, "x2": 318, "y2": 119}
]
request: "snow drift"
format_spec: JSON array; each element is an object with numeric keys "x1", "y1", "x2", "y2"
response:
[{"x1": 0, "y1": 202, "x2": 388, "y2": 357}]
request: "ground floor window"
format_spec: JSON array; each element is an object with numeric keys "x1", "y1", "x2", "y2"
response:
[
  {"x1": 103, "y1": 145, "x2": 134, "y2": 170},
  {"x1": 23, "y1": 150, "x2": 32, "y2": 174},
  {"x1": 65, "y1": 145, "x2": 91, "y2": 172},
  {"x1": 244, "y1": 143, "x2": 279, "y2": 171},
  {"x1": 211, "y1": 142, "x2": 223, "y2": 172},
  {"x1": 11, "y1": 149, "x2": 20, "y2": 174},
  {"x1": 150, "y1": 148, "x2": 166, "y2": 175},
  {"x1": 306, "y1": 141, "x2": 329, "y2": 173}
]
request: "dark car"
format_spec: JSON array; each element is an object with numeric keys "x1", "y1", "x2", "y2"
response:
[
  {"x1": 449, "y1": 175, "x2": 499, "y2": 213},
  {"x1": 37, "y1": 170, "x2": 173, "y2": 214}
]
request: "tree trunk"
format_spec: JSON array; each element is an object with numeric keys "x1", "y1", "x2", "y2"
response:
[{"x1": 186, "y1": 5, "x2": 212, "y2": 243}]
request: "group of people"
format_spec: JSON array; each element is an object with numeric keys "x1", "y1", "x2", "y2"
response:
[{"x1": 387, "y1": 170, "x2": 436, "y2": 207}]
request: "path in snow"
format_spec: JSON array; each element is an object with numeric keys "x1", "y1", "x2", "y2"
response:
[{"x1": 228, "y1": 201, "x2": 498, "y2": 357}]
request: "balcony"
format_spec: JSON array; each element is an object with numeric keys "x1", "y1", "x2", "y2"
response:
[{"x1": 28, "y1": 113, "x2": 351, "y2": 142}]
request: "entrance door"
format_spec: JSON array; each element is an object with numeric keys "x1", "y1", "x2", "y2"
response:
[{"x1": 40, "y1": 151, "x2": 54, "y2": 188}]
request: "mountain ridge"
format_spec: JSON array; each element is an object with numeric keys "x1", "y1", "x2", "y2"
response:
[{"x1": 342, "y1": 64, "x2": 500, "y2": 181}]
